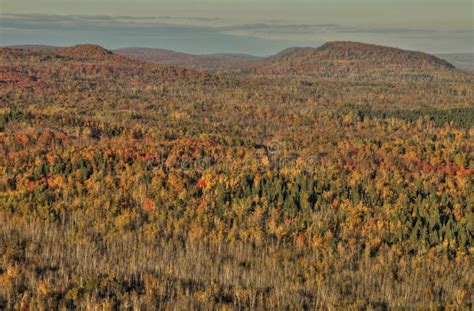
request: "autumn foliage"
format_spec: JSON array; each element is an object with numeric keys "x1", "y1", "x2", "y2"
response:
[{"x1": 0, "y1": 44, "x2": 473, "y2": 309}]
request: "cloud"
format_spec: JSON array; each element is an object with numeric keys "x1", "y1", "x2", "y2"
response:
[
  {"x1": 1, "y1": 13, "x2": 224, "y2": 29},
  {"x1": 1, "y1": 13, "x2": 472, "y2": 54},
  {"x1": 0, "y1": 13, "x2": 448, "y2": 37}
]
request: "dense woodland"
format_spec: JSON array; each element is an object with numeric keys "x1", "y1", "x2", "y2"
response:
[{"x1": 1, "y1": 42, "x2": 473, "y2": 310}]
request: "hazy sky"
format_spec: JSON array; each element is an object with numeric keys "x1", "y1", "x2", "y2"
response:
[{"x1": 1, "y1": 0, "x2": 473, "y2": 55}]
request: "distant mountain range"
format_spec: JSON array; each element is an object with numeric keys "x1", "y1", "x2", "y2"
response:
[
  {"x1": 5, "y1": 42, "x2": 473, "y2": 76},
  {"x1": 6, "y1": 44, "x2": 262, "y2": 70},
  {"x1": 114, "y1": 48, "x2": 262, "y2": 70}
]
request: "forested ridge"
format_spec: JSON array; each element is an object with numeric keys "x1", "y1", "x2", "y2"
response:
[{"x1": 0, "y1": 43, "x2": 473, "y2": 309}]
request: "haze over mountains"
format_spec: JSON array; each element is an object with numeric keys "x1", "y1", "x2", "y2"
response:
[{"x1": 6, "y1": 42, "x2": 474, "y2": 73}]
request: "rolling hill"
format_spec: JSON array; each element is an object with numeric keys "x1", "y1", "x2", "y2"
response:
[
  {"x1": 251, "y1": 41, "x2": 467, "y2": 81},
  {"x1": 5, "y1": 43, "x2": 473, "y2": 77},
  {"x1": 4, "y1": 45, "x2": 262, "y2": 70},
  {"x1": 0, "y1": 45, "x2": 212, "y2": 96},
  {"x1": 2, "y1": 42, "x2": 472, "y2": 110}
]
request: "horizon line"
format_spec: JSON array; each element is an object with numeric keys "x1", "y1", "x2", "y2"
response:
[{"x1": 3, "y1": 42, "x2": 474, "y2": 58}]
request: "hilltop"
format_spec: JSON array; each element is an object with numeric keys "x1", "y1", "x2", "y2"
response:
[
  {"x1": 252, "y1": 41, "x2": 466, "y2": 81},
  {"x1": 56, "y1": 44, "x2": 115, "y2": 59},
  {"x1": 318, "y1": 41, "x2": 453, "y2": 68}
]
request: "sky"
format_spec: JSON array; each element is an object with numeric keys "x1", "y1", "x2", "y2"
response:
[{"x1": 1, "y1": 0, "x2": 473, "y2": 55}]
